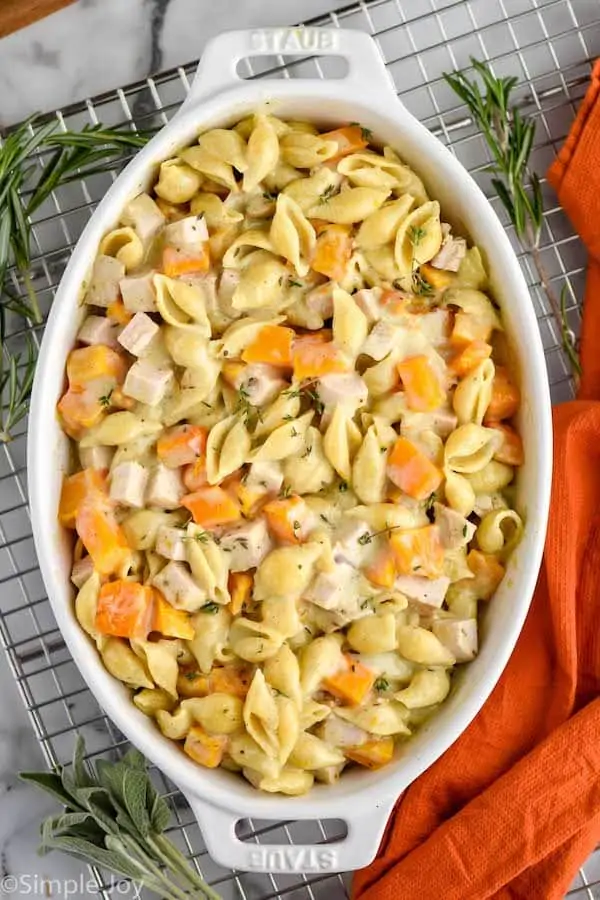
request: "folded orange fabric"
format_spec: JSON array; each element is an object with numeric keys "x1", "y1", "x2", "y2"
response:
[{"x1": 353, "y1": 60, "x2": 600, "y2": 900}]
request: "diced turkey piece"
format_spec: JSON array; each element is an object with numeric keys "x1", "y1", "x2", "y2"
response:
[
  {"x1": 163, "y1": 215, "x2": 208, "y2": 250},
  {"x1": 218, "y1": 269, "x2": 240, "y2": 307},
  {"x1": 362, "y1": 321, "x2": 398, "y2": 361},
  {"x1": 119, "y1": 273, "x2": 157, "y2": 313},
  {"x1": 219, "y1": 518, "x2": 272, "y2": 572},
  {"x1": 123, "y1": 360, "x2": 173, "y2": 406},
  {"x1": 71, "y1": 556, "x2": 95, "y2": 590},
  {"x1": 434, "y1": 502, "x2": 476, "y2": 550},
  {"x1": 305, "y1": 562, "x2": 356, "y2": 611},
  {"x1": 432, "y1": 618, "x2": 478, "y2": 662},
  {"x1": 246, "y1": 460, "x2": 284, "y2": 494},
  {"x1": 109, "y1": 461, "x2": 148, "y2": 508},
  {"x1": 306, "y1": 284, "x2": 334, "y2": 319},
  {"x1": 155, "y1": 525, "x2": 187, "y2": 562},
  {"x1": 118, "y1": 312, "x2": 159, "y2": 357},
  {"x1": 79, "y1": 444, "x2": 114, "y2": 470},
  {"x1": 77, "y1": 315, "x2": 121, "y2": 348},
  {"x1": 146, "y1": 463, "x2": 185, "y2": 510},
  {"x1": 236, "y1": 364, "x2": 287, "y2": 407},
  {"x1": 430, "y1": 236, "x2": 467, "y2": 272},
  {"x1": 314, "y1": 763, "x2": 346, "y2": 784},
  {"x1": 317, "y1": 373, "x2": 368, "y2": 409},
  {"x1": 152, "y1": 561, "x2": 207, "y2": 612},
  {"x1": 332, "y1": 519, "x2": 371, "y2": 567},
  {"x1": 121, "y1": 193, "x2": 166, "y2": 245},
  {"x1": 401, "y1": 407, "x2": 458, "y2": 438},
  {"x1": 353, "y1": 288, "x2": 382, "y2": 324},
  {"x1": 418, "y1": 309, "x2": 451, "y2": 347},
  {"x1": 85, "y1": 255, "x2": 125, "y2": 307},
  {"x1": 318, "y1": 714, "x2": 369, "y2": 748},
  {"x1": 308, "y1": 593, "x2": 366, "y2": 632},
  {"x1": 394, "y1": 574, "x2": 450, "y2": 609}
]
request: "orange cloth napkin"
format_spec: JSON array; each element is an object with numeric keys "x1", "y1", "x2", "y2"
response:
[{"x1": 353, "y1": 59, "x2": 600, "y2": 900}]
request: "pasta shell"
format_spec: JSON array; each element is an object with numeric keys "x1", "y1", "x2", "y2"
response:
[
  {"x1": 323, "y1": 405, "x2": 362, "y2": 481},
  {"x1": 355, "y1": 195, "x2": 415, "y2": 249},
  {"x1": 190, "y1": 193, "x2": 244, "y2": 228},
  {"x1": 155, "y1": 158, "x2": 203, "y2": 202},
  {"x1": 332, "y1": 288, "x2": 369, "y2": 359},
  {"x1": 154, "y1": 275, "x2": 211, "y2": 336},
  {"x1": 453, "y1": 359, "x2": 495, "y2": 425},
  {"x1": 79, "y1": 412, "x2": 162, "y2": 448},
  {"x1": 270, "y1": 194, "x2": 316, "y2": 276},
  {"x1": 250, "y1": 410, "x2": 314, "y2": 462},
  {"x1": 254, "y1": 543, "x2": 322, "y2": 602},
  {"x1": 306, "y1": 187, "x2": 391, "y2": 224},
  {"x1": 352, "y1": 425, "x2": 388, "y2": 504},
  {"x1": 99, "y1": 227, "x2": 144, "y2": 271},
  {"x1": 394, "y1": 200, "x2": 442, "y2": 274},
  {"x1": 280, "y1": 132, "x2": 337, "y2": 168},
  {"x1": 244, "y1": 114, "x2": 280, "y2": 192},
  {"x1": 180, "y1": 146, "x2": 237, "y2": 190},
  {"x1": 198, "y1": 128, "x2": 248, "y2": 172},
  {"x1": 206, "y1": 414, "x2": 251, "y2": 483},
  {"x1": 74, "y1": 572, "x2": 101, "y2": 638},
  {"x1": 444, "y1": 424, "x2": 503, "y2": 474}
]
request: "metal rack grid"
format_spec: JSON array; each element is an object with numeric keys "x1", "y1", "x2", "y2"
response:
[{"x1": 0, "y1": 0, "x2": 599, "y2": 896}]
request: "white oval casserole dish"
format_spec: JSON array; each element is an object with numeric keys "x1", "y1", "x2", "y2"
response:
[{"x1": 28, "y1": 28, "x2": 552, "y2": 875}]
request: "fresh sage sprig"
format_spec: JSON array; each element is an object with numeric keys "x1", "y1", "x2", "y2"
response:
[
  {"x1": 20, "y1": 736, "x2": 221, "y2": 900},
  {"x1": 444, "y1": 57, "x2": 581, "y2": 377},
  {"x1": 0, "y1": 116, "x2": 151, "y2": 442}
]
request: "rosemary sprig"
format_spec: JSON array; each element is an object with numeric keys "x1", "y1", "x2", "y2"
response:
[
  {"x1": 444, "y1": 57, "x2": 580, "y2": 376},
  {"x1": 0, "y1": 309, "x2": 36, "y2": 443},
  {"x1": 0, "y1": 117, "x2": 151, "y2": 442},
  {"x1": 21, "y1": 736, "x2": 221, "y2": 900}
]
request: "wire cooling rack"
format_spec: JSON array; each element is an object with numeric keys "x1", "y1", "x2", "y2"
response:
[{"x1": 1, "y1": 0, "x2": 599, "y2": 897}]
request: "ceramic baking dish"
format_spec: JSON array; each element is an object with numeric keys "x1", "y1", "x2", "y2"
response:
[{"x1": 28, "y1": 28, "x2": 552, "y2": 875}]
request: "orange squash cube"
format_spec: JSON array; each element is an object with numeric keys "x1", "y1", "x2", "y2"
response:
[
  {"x1": 183, "y1": 726, "x2": 228, "y2": 768},
  {"x1": 345, "y1": 737, "x2": 394, "y2": 769},
  {"x1": 311, "y1": 225, "x2": 353, "y2": 281},
  {"x1": 181, "y1": 486, "x2": 241, "y2": 529},
  {"x1": 106, "y1": 299, "x2": 133, "y2": 325},
  {"x1": 483, "y1": 367, "x2": 520, "y2": 423},
  {"x1": 66, "y1": 345, "x2": 126, "y2": 387},
  {"x1": 449, "y1": 340, "x2": 492, "y2": 377},
  {"x1": 487, "y1": 422, "x2": 524, "y2": 466},
  {"x1": 263, "y1": 495, "x2": 307, "y2": 544},
  {"x1": 228, "y1": 571, "x2": 254, "y2": 616},
  {"x1": 322, "y1": 655, "x2": 375, "y2": 706},
  {"x1": 467, "y1": 550, "x2": 505, "y2": 601},
  {"x1": 157, "y1": 425, "x2": 207, "y2": 469},
  {"x1": 59, "y1": 468, "x2": 108, "y2": 528},
  {"x1": 397, "y1": 355, "x2": 445, "y2": 412},
  {"x1": 210, "y1": 664, "x2": 253, "y2": 699},
  {"x1": 292, "y1": 333, "x2": 348, "y2": 380},
  {"x1": 389, "y1": 525, "x2": 444, "y2": 578},
  {"x1": 387, "y1": 437, "x2": 443, "y2": 501},
  {"x1": 95, "y1": 580, "x2": 154, "y2": 639},
  {"x1": 75, "y1": 505, "x2": 131, "y2": 576},
  {"x1": 241, "y1": 325, "x2": 295, "y2": 368},
  {"x1": 321, "y1": 125, "x2": 369, "y2": 161},
  {"x1": 364, "y1": 546, "x2": 396, "y2": 588},
  {"x1": 152, "y1": 590, "x2": 194, "y2": 639}
]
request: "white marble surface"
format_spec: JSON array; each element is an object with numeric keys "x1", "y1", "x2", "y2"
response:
[{"x1": 0, "y1": 0, "x2": 349, "y2": 127}]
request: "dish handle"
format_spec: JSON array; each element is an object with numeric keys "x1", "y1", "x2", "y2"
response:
[
  {"x1": 184, "y1": 794, "x2": 395, "y2": 874},
  {"x1": 180, "y1": 27, "x2": 398, "y2": 110}
]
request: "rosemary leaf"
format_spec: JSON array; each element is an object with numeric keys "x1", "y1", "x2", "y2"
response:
[{"x1": 444, "y1": 57, "x2": 581, "y2": 377}]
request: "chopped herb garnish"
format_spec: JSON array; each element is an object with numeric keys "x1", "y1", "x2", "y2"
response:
[
  {"x1": 201, "y1": 401, "x2": 212, "y2": 409},
  {"x1": 350, "y1": 121, "x2": 373, "y2": 141},
  {"x1": 235, "y1": 384, "x2": 263, "y2": 428},
  {"x1": 290, "y1": 427, "x2": 299, "y2": 438},
  {"x1": 319, "y1": 513, "x2": 330, "y2": 525},
  {"x1": 292, "y1": 520, "x2": 301, "y2": 531},
  {"x1": 339, "y1": 481, "x2": 348, "y2": 493},
  {"x1": 234, "y1": 537, "x2": 249, "y2": 549},
  {"x1": 262, "y1": 190, "x2": 278, "y2": 201},
  {"x1": 462, "y1": 524, "x2": 468, "y2": 537},
  {"x1": 358, "y1": 532, "x2": 372, "y2": 546},
  {"x1": 412, "y1": 270, "x2": 435, "y2": 296},
  {"x1": 288, "y1": 278, "x2": 303, "y2": 288},
  {"x1": 283, "y1": 413, "x2": 294, "y2": 421},
  {"x1": 184, "y1": 671, "x2": 200, "y2": 681},
  {"x1": 319, "y1": 183, "x2": 339, "y2": 204},
  {"x1": 201, "y1": 601, "x2": 220, "y2": 614},
  {"x1": 374, "y1": 677, "x2": 390, "y2": 692},
  {"x1": 279, "y1": 483, "x2": 292, "y2": 498},
  {"x1": 408, "y1": 225, "x2": 426, "y2": 247},
  {"x1": 98, "y1": 389, "x2": 113, "y2": 409},
  {"x1": 182, "y1": 529, "x2": 211, "y2": 544},
  {"x1": 425, "y1": 493, "x2": 436, "y2": 524}
]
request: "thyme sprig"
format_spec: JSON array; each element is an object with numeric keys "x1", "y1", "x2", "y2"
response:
[{"x1": 444, "y1": 57, "x2": 580, "y2": 376}]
